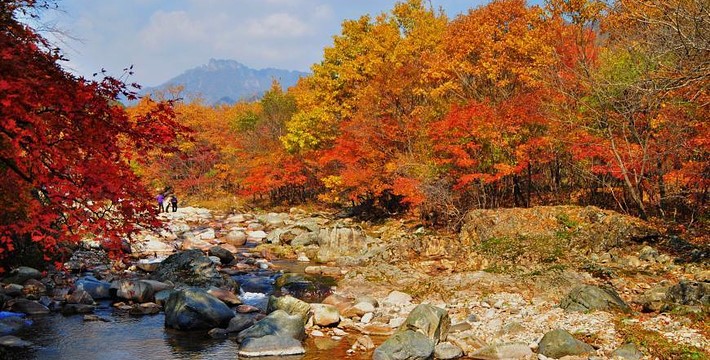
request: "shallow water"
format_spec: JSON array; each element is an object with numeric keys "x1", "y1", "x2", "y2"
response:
[
  {"x1": 3, "y1": 258, "x2": 376, "y2": 359},
  {"x1": 7, "y1": 309, "x2": 376, "y2": 360}
]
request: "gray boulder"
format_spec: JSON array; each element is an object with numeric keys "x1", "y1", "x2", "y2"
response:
[
  {"x1": 151, "y1": 250, "x2": 235, "y2": 288},
  {"x1": 112, "y1": 280, "x2": 154, "y2": 303},
  {"x1": 6, "y1": 299, "x2": 50, "y2": 315},
  {"x1": 236, "y1": 310, "x2": 305, "y2": 342},
  {"x1": 75, "y1": 277, "x2": 112, "y2": 299},
  {"x1": 268, "y1": 295, "x2": 310, "y2": 323},
  {"x1": 164, "y1": 288, "x2": 235, "y2": 330},
  {"x1": 2, "y1": 267, "x2": 42, "y2": 285},
  {"x1": 208, "y1": 246, "x2": 234, "y2": 265},
  {"x1": 538, "y1": 329, "x2": 595, "y2": 359},
  {"x1": 470, "y1": 343, "x2": 533, "y2": 359},
  {"x1": 373, "y1": 330, "x2": 435, "y2": 360},
  {"x1": 666, "y1": 281, "x2": 709, "y2": 306},
  {"x1": 238, "y1": 335, "x2": 305, "y2": 357},
  {"x1": 434, "y1": 341, "x2": 464, "y2": 359},
  {"x1": 611, "y1": 343, "x2": 643, "y2": 360},
  {"x1": 560, "y1": 285, "x2": 631, "y2": 313},
  {"x1": 399, "y1": 303, "x2": 450, "y2": 344},
  {"x1": 226, "y1": 313, "x2": 259, "y2": 333}
]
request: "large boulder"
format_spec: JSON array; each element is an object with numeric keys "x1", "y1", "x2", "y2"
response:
[
  {"x1": 225, "y1": 230, "x2": 247, "y2": 246},
  {"x1": 238, "y1": 335, "x2": 305, "y2": 357},
  {"x1": 164, "y1": 288, "x2": 235, "y2": 330},
  {"x1": 316, "y1": 225, "x2": 371, "y2": 263},
  {"x1": 112, "y1": 280, "x2": 154, "y2": 303},
  {"x1": 75, "y1": 277, "x2": 112, "y2": 300},
  {"x1": 236, "y1": 310, "x2": 305, "y2": 342},
  {"x1": 470, "y1": 343, "x2": 533, "y2": 359},
  {"x1": 2, "y1": 267, "x2": 42, "y2": 285},
  {"x1": 399, "y1": 303, "x2": 450, "y2": 344},
  {"x1": 208, "y1": 246, "x2": 234, "y2": 265},
  {"x1": 268, "y1": 295, "x2": 311, "y2": 323},
  {"x1": 560, "y1": 285, "x2": 631, "y2": 313},
  {"x1": 460, "y1": 206, "x2": 657, "y2": 253},
  {"x1": 611, "y1": 343, "x2": 644, "y2": 360},
  {"x1": 6, "y1": 299, "x2": 50, "y2": 315},
  {"x1": 373, "y1": 330, "x2": 435, "y2": 360},
  {"x1": 666, "y1": 281, "x2": 709, "y2": 306},
  {"x1": 538, "y1": 329, "x2": 595, "y2": 359},
  {"x1": 226, "y1": 313, "x2": 259, "y2": 333},
  {"x1": 310, "y1": 303, "x2": 340, "y2": 327},
  {"x1": 151, "y1": 250, "x2": 235, "y2": 288}
]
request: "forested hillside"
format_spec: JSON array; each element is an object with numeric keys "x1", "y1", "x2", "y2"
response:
[{"x1": 133, "y1": 0, "x2": 708, "y2": 228}]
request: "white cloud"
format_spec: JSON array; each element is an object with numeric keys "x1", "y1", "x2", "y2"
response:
[{"x1": 246, "y1": 13, "x2": 311, "y2": 38}]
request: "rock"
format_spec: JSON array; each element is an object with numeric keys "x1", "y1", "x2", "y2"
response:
[
  {"x1": 362, "y1": 324, "x2": 396, "y2": 336},
  {"x1": 470, "y1": 343, "x2": 533, "y2": 359},
  {"x1": 83, "y1": 314, "x2": 110, "y2": 322},
  {"x1": 6, "y1": 299, "x2": 50, "y2": 315},
  {"x1": 304, "y1": 266, "x2": 342, "y2": 276},
  {"x1": 75, "y1": 277, "x2": 112, "y2": 299},
  {"x1": 247, "y1": 222, "x2": 264, "y2": 232},
  {"x1": 237, "y1": 304, "x2": 260, "y2": 313},
  {"x1": 560, "y1": 285, "x2": 631, "y2": 313},
  {"x1": 382, "y1": 290, "x2": 413, "y2": 306},
  {"x1": 638, "y1": 246, "x2": 659, "y2": 261},
  {"x1": 361, "y1": 312, "x2": 374, "y2": 324},
  {"x1": 209, "y1": 246, "x2": 235, "y2": 265},
  {"x1": 316, "y1": 226, "x2": 370, "y2": 263},
  {"x1": 538, "y1": 329, "x2": 595, "y2": 359},
  {"x1": 237, "y1": 310, "x2": 306, "y2": 342},
  {"x1": 354, "y1": 295, "x2": 379, "y2": 308},
  {"x1": 151, "y1": 249, "x2": 235, "y2": 288},
  {"x1": 636, "y1": 283, "x2": 671, "y2": 312},
  {"x1": 2, "y1": 284, "x2": 23, "y2": 297},
  {"x1": 247, "y1": 230, "x2": 268, "y2": 241},
  {"x1": 113, "y1": 280, "x2": 154, "y2": 303},
  {"x1": 447, "y1": 331, "x2": 487, "y2": 356},
  {"x1": 2, "y1": 267, "x2": 42, "y2": 285},
  {"x1": 398, "y1": 303, "x2": 450, "y2": 344},
  {"x1": 136, "y1": 258, "x2": 164, "y2": 272},
  {"x1": 131, "y1": 235, "x2": 175, "y2": 257},
  {"x1": 611, "y1": 343, "x2": 643, "y2": 360},
  {"x1": 208, "y1": 328, "x2": 229, "y2": 339},
  {"x1": 21, "y1": 278, "x2": 46, "y2": 297},
  {"x1": 226, "y1": 313, "x2": 258, "y2": 333},
  {"x1": 164, "y1": 288, "x2": 235, "y2": 330},
  {"x1": 291, "y1": 232, "x2": 320, "y2": 247},
  {"x1": 154, "y1": 289, "x2": 176, "y2": 306},
  {"x1": 354, "y1": 334, "x2": 375, "y2": 350},
  {"x1": 238, "y1": 335, "x2": 305, "y2": 357},
  {"x1": 435, "y1": 342, "x2": 464, "y2": 359},
  {"x1": 343, "y1": 301, "x2": 376, "y2": 318},
  {"x1": 225, "y1": 230, "x2": 247, "y2": 246},
  {"x1": 310, "y1": 303, "x2": 340, "y2": 327},
  {"x1": 666, "y1": 281, "x2": 709, "y2": 306},
  {"x1": 323, "y1": 294, "x2": 353, "y2": 313},
  {"x1": 0, "y1": 335, "x2": 32, "y2": 348},
  {"x1": 129, "y1": 302, "x2": 161, "y2": 316},
  {"x1": 268, "y1": 295, "x2": 310, "y2": 323},
  {"x1": 296, "y1": 253, "x2": 310, "y2": 262},
  {"x1": 140, "y1": 280, "x2": 174, "y2": 293},
  {"x1": 66, "y1": 290, "x2": 94, "y2": 305},
  {"x1": 207, "y1": 287, "x2": 241, "y2": 306},
  {"x1": 373, "y1": 330, "x2": 435, "y2": 360}
]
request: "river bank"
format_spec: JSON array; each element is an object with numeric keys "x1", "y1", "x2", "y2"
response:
[{"x1": 1, "y1": 205, "x2": 707, "y2": 359}]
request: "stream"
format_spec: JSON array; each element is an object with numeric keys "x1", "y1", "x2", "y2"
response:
[{"x1": 3, "y1": 258, "x2": 373, "y2": 360}]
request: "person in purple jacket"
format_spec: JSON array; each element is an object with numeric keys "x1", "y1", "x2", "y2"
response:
[{"x1": 156, "y1": 193, "x2": 165, "y2": 213}]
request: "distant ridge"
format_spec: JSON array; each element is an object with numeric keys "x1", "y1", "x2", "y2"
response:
[{"x1": 139, "y1": 59, "x2": 308, "y2": 104}]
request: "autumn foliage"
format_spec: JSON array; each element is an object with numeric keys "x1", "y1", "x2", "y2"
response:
[
  {"x1": 4, "y1": 0, "x2": 705, "y2": 268},
  {"x1": 0, "y1": 1, "x2": 185, "y2": 270},
  {"x1": 133, "y1": 0, "x2": 707, "y2": 228}
]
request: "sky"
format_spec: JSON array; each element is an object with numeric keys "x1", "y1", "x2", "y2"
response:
[{"x1": 34, "y1": 0, "x2": 542, "y2": 87}]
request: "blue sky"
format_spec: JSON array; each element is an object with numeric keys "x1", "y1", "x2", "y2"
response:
[{"x1": 38, "y1": 0, "x2": 543, "y2": 87}]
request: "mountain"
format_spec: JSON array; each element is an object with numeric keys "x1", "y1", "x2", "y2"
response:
[{"x1": 140, "y1": 59, "x2": 308, "y2": 104}]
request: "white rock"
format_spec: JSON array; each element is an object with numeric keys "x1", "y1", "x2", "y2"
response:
[
  {"x1": 361, "y1": 312, "x2": 374, "y2": 324},
  {"x1": 382, "y1": 290, "x2": 412, "y2": 306}
]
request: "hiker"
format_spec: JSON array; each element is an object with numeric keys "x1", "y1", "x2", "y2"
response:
[
  {"x1": 170, "y1": 195, "x2": 178, "y2": 212},
  {"x1": 156, "y1": 193, "x2": 165, "y2": 213}
]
